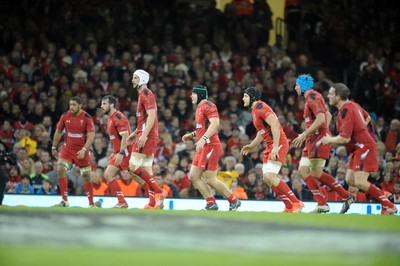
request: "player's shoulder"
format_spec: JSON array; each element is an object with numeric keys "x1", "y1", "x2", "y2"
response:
[
  {"x1": 142, "y1": 87, "x2": 153, "y2": 96},
  {"x1": 307, "y1": 90, "x2": 321, "y2": 101},
  {"x1": 254, "y1": 101, "x2": 267, "y2": 111},
  {"x1": 82, "y1": 110, "x2": 92, "y2": 119},
  {"x1": 340, "y1": 102, "x2": 354, "y2": 119},
  {"x1": 205, "y1": 100, "x2": 215, "y2": 107},
  {"x1": 114, "y1": 111, "x2": 125, "y2": 120}
]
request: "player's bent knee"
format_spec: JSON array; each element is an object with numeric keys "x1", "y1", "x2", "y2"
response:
[{"x1": 57, "y1": 161, "x2": 69, "y2": 175}]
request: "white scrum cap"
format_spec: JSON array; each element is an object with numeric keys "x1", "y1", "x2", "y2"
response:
[{"x1": 133, "y1": 69, "x2": 150, "y2": 86}]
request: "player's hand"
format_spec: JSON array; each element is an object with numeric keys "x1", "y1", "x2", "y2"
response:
[
  {"x1": 195, "y1": 138, "x2": 205, "y2": 152},
  {"x1": 321, "y1": 134, "x2": 331, "y2": 145},
  {"x1": 51, "y1": 149, "x2": 58, "y2": 159},
  {"x1": 241, "y1": 144, "x2": 254, "y2": 155},
  {"x1": 270, "y1": 145, "x2": 280, "y2": 161},
  {"x1": 77, "y1": 149, "x2": 85, "y2": 159},
  {"x1": 114, "y1": 154, "x2": 123, "y2": 166},
  {"x1": 292, "y1": 133, "x2": 307, "y2": 148},
  {"x1": 127, "y1": 132, "x2": 137, "y2": 144},
  {"x1": 137, "y1": 135, "x2": 147, "y2": 148},
  {"x1": 182, "y1": 133, "x2": 192, "y2": 142}
]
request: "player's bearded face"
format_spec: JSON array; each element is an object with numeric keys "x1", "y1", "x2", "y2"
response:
[
  {"x1": 101, "y1": 101, "x2": 110, "y2": 115},
  {"x1": 132, "y1": 75, "x2": 139, "y2": 90},
  {"x1": 69, "y1": 101, "x2": 81, "y2": 115}
]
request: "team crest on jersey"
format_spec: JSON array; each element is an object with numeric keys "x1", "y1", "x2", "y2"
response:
[
  {"x1": 80, "y1": 120, "x2": 83, "y2": 126},
  {"x1": 305, "y1": 117, "x2": 310, "y2": 122},
  {"x1": 66, "y1": 120, "x2": 70, "y2": 123},
  {"x1": 136, "y1": 112, "x2": 141, "y2": 117},
  {"x1": 196, "y1": 124, "x2": 202, "y2": 128}
]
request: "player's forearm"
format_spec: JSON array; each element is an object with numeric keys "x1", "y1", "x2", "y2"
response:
[
  {"x1": 83, "y1": 132, "x2": 95, "y2": 150},
  {"x1": 142, "y1": 112, "x2": 156, "y2": 138},
  {"x1": 325, "y1": 111, "x2": 332, "y2": 127},
  {"x1": 271, "y1": 123, "x2": 281, "y2": 147},
  {"x1": 52, "y1": 130, "x2": 62, "y2": 147},
  {"x1": 326, "y1": 135, "x2": 350, "y2": 145},
  {"x1": 304, "y1": 114, "x2": 325, "y2": 136},
  {"x1": 120, "y1": 133, "x2": 128, "y2": 151},
  {"x1": 203, "y1": 120, "x2": 219, "y2": 139},
  {"x1": 249, "y1": 132, "x2": 263, "y2": 147}
]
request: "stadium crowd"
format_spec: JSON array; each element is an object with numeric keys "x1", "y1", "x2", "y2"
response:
[{"x1": 0, "y1": 0, "x2": 399, "y2": 206}]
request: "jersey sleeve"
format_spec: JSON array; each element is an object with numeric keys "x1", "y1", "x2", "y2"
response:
[
  {"x1": 338, "y1": 107, "x2": 353, "y2": 139},
  {"x1": 308, "y1": 94, "x2": 327, "y2": 115},
  {"x1": 204, "y1": 102, "x2": 219, "y2": 120},
  {"x1": 142, "y1": 90, "x2": 157, "y2": 110},
  {"x1": 85, "y1": 115, "x2": 95, "y2": 133},
  {"x1": 56, "y1": 114, "x2": 66, "y2": 131},
  {"x1": 256, "y1": 103, "x2": 273, "y2": 122},
  {"x1": 115, "y1": 115, "x2": 129, "y2": 135}
]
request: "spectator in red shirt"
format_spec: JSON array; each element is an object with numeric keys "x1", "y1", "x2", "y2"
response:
[
  {"x1": 0, "y1": 120, "x2": 14, "y2": 148},
  {"x1": 380, "y1": 163, "x2": 398, "y2": 194}
]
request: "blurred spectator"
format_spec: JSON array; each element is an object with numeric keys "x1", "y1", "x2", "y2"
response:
[
  {"x1": 388, "y1": 180, "x2": 400, "y2": 203},
  {"x1": 91, "y1": 169, "x2": 110, "y2": 196},
  {"x1": 14, "y1": 174, "x2": 34, "y2": 194},
  {"x1": 244, "y1": 169, "x2": 257, "y2": 199},
  {"x1": 230, "y1": 179, "x2": 248, "y2": 200},
  {"x1": 335, "y1": 167, "x2": 349, "y2": 191},
  {"x1": 29, "y1": 161, "x2": 49, "y2": 193},
  {"x1": 36, "y1": 179, "x2": 55, "y2": 195},
  {"x1": 6, "y1": 165, "x2": 21, "y2": 193},
  {"x1": 155, "y1": 172, "x2": 172, "y2": 198},
  {"x1": 92, "y1": 137, "x2": 107, "y2": 163},
  {"x1": 0, "y1": 120, "x2": 14, "y2": 148},
  {"x1": 164, "y1": 173, "x2": 180, "y2": 198},
  {"x1": 291, "y1": 177, "x2": 313, "y2": 201},
  {"x1": 174, "y1": 170, "x2": 191, "y2": 198},
  {"x1": 381, "y1": 119, "x2": 400, "y2": 153},
  {"x1": 380, "y1": 163, "x2": 398, "y2": 194}
]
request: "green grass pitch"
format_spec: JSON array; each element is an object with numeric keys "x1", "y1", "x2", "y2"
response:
[{"x1": 0, "y1": 207, "x2": 399, "y2": 266}]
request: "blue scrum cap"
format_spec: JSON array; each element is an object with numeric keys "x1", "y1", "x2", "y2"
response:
[{"x1": 296, "y1": 74, "x2": 314, "y2": 93}]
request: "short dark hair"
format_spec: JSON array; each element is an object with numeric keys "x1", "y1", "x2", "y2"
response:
[
  {"x1": 102, "y1": 95, "x2": 117, "y2": 107},
  {"x1": 331, "y1": 83, "x2": 350, "y2": 100},
  {"x1": 21, "y1": 174, "x2": 30, "y2": 180},
  {"x1": 70, "y1": 96, "x2": 82, "y2": 105}
]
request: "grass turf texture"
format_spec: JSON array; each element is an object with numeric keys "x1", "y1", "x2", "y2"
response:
[
  {"x1": 1, "y1": 207, "x2": 399, "y2": 266},
  {"x1": 1, "y1": 248, "x2": 399, "y2": 266}
]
